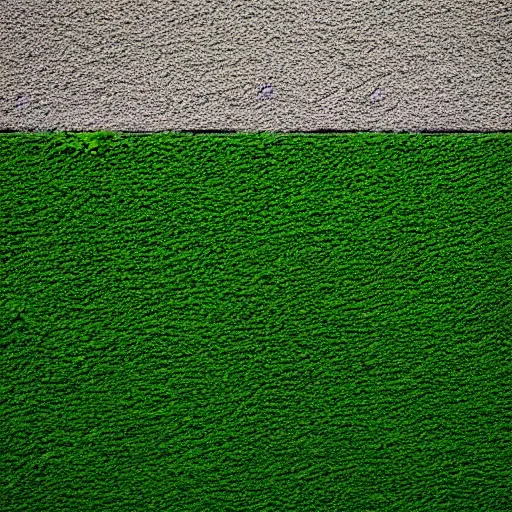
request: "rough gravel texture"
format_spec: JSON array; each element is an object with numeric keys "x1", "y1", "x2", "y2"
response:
[{"x1": 1, "y1": 0, "x2": 511, "y2": 132}]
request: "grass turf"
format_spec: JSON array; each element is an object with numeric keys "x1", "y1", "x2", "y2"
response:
[{"x1": 1, "y1": 132, "x2": 511, "y2": 511}]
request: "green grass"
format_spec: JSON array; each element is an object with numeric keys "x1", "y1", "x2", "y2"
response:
[{"x1": 1, "y1": 132, "x2": 511, "y2": 511}]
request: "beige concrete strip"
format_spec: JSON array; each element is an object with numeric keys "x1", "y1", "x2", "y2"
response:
[{"x1": 1, "y1": 0, "x2": 511, "y2": 132}]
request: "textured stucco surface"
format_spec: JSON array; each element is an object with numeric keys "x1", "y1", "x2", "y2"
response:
[{"x1": 1, "y1": 0, "x2": 511, "y2": 132}]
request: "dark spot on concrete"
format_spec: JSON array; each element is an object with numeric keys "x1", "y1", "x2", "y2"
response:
[
  {"x1": 257, "y1": 83, "x2": 274, "y2": 100},
  {"x1": 15, "y1": 94, "x2": 30, "y2": 109},
  {"x1": 370, "y1": 87, "x2": 384, "y2": 104}
]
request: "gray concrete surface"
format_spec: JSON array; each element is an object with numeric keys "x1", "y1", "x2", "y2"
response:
[{"x1": 1, "y1": 0, "x2": 511, "y2": 132}]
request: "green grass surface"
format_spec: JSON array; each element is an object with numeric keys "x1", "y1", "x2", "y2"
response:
[{"x1": 1, "y1": 132, "x2": 511, "y2": 511}]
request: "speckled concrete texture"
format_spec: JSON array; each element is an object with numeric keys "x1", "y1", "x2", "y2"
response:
[{"x1": 1, "y1": 0, "x2": 511, "y2": 132}]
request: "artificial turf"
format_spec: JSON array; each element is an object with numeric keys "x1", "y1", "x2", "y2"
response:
[{"x1": 1, "y1": 132, "x2": 511, "y2": 511}]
